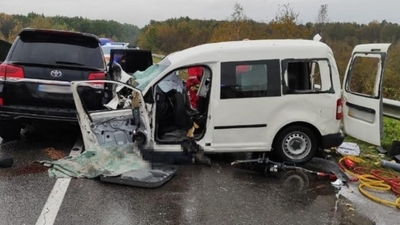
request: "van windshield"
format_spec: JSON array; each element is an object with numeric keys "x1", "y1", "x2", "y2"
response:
[{"x1": 133, "y1": 57, "x2": 171, "y2": 91}]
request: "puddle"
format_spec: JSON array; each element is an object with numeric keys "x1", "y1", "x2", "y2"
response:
[
  {"x1": 0, "y1": 163, "x2": 48, "y2": 177},
  {"x1": 229, "y1": 154, "x2": 377, "y2": 225}
]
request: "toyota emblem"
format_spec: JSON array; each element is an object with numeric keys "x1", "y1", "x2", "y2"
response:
[{"x1": 50, "y1": 70, "x2": 62, "y2": 77}]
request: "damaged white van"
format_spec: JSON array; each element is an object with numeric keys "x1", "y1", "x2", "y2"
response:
[{"x1": 71, "y1": 40, "x2": 391, "y2": 164}]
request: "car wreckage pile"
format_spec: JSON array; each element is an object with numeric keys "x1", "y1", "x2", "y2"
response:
[{"x1": 1, "y1": 33, "x2": 396, "y2": 203}]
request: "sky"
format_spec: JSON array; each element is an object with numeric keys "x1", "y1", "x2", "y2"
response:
[{"x1": 0, "y1": 0, "x2": 397, "y2": 28}]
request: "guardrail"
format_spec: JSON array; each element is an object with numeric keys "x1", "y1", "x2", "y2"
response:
[
  {"x1": 152, "y1": 53, "x2": 400, "y2": 119},
  {"x1": 383, "y1": 98, "x2": 400, "y2": 120},
  {"x1": 152, "y1": 53, "x2": 165, "y2": 59}
]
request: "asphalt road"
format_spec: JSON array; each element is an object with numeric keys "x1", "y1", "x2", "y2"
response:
[{"x1": 0, "y1": 124, "x2": 386, "y2": 225}]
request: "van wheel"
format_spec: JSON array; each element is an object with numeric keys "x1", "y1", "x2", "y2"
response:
[
  {"x1": 0, "y1": 121, "x2": 21, "y2": 142},
  {"x1": 273, "y1": 126, "x2": 317, "y2": 164}
]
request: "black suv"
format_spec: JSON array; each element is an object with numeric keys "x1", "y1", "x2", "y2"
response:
[{"x1": 0, "y1": 28, "x2": 106, "y2": 141}]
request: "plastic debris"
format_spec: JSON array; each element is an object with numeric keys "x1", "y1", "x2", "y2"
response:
[
  {"x1": 0, "y1": 153, "x2": 13, "y2": 168},
  {"x1": 331, "y1": 179, "x2": 344, "y2": 187},
  {"x1": 337, "y1": 142, "x2": 360, "y2": 156},
  {"x1": 377, "y1": 146, "x2": 388, "y2": 154}
]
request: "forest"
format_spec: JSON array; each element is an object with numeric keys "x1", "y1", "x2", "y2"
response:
[
  {"x1": 1, "y1": 3, "x2": 400, "y2": 100},
  {"x1": 0, "y1": 12, "x2": 140, "y2": 44}
]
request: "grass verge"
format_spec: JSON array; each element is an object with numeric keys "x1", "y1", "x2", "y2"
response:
[
  {"x1": 336, "y1": 117, "x2": 400, "y2": 176},
  {"x1": 152, "y1": 56, "x2": 162, "y2": 63}
]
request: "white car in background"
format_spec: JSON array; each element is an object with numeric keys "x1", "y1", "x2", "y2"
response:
[{"x1": 101, "y1": 42, "x2": 130, "y2": 63}]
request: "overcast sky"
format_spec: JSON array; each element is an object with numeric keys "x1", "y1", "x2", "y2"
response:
[{"x1": 0, "y1": 0, "x2": 396, "y2": 28}]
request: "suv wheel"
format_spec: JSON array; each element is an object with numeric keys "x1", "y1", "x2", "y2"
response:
[
  {"x1": 0, "y1": 121, "x2": 21, "y2": 141},
  {"x1": 273, "y1": 125, "x2": 318, "y2": 164}
]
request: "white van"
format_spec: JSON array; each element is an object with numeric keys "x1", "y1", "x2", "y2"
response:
[{"x1": 71, "y1": 39, "x2": 391, "y2": 163}]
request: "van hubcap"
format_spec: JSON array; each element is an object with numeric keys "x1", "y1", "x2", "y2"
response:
[{"x1": 282, "y1": 131, "x2": 311, "y2": 160}]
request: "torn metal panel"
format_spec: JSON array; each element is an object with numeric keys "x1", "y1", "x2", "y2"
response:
[
  {"x1": 99, "y1": 165, "x2": 178, "y2": 188},
  {"x1": 71, "y1": 79, "x2": 152, "y2": 151}
]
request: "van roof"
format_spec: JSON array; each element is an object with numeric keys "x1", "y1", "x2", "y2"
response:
[{"x1": 167, "y1": 39, "x2": 334, "y2": 66}]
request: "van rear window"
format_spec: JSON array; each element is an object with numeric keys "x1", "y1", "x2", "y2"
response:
[{"x1": 9, "y1": 32, "x2": 104, "y2": 69}]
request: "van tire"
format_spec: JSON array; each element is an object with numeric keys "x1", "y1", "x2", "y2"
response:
[
  {"x1": 0, "y1": 121, "x2": 21, "y2": 142},
  {"x1": 273, "y1": 125, "x2": 317, "y2": 164}
]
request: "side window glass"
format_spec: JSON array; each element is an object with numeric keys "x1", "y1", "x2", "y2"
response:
[
  {"x1": 221, "y1": 62, "x2": 269, "y2": 99},
  {"x1": 284, "y1": 59, "x2": 332, "y2": 94},
  {"x1": 346, "y1": 56, "x2": 380, "y2": 97}
]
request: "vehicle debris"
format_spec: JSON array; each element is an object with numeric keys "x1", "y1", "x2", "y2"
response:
[
  {"x1": 388, "y1": 140, "x2": 400, "y2": 156},
  {"x1": 43, "y1": 147, "x2": 67, "y2": 160},
  {"x1": 0, "y1": 153, "x2": 13, "y2": 168},
  {"x1": 337, "y1": 142, "x2": 360, "y2": 156},
  {"x1": 99, "y1": 164, "x2": 178, "y2": 188},
  {"x1": 39, "y1": 143, "x2": 150, "y2": 179},
  {"x1": 381, "y1": 160, "x2": 400, "y2": 172},
  {"x1": 231, "y1": 155, "x2": 344, "y2": 182}
]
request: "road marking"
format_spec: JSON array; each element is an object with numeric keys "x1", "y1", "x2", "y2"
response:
[{"x1": 35, "y1": 138, "x2": 83, "y2": 225}]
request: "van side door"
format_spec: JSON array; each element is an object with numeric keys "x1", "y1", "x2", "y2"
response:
[{"x1": 210, "y1": 59, "x2": 281, "y2": 151}]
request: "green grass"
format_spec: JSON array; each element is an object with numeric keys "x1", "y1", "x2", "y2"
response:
[
  {"x1": 382, "y1": 117, "x2": 400, "y2": 149},
  {"x1": 339, "y1": 117, "x2": 400, "y2": 175},
  {"x1": 152, "y1": 56, "x2": 162, "y2": 63}
]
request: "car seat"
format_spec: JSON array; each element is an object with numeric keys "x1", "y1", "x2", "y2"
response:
[{"x1": 156, "y1": 85, "x2": 194, "y2": 139}]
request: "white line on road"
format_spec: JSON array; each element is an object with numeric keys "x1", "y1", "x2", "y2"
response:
[{"x1": 35, "y1": 138, "x2": 83, "y2": 225}]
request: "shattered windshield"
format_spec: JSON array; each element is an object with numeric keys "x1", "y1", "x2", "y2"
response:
[{"x1": 133, "y1": 57, "x2": 171, "y2": 91}]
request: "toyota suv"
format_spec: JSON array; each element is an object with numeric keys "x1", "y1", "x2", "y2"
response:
[{"x1": 0, "y1": 28, "x2": 106, "y2": 141}]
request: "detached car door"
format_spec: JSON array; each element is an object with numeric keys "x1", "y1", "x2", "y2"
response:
[
  {"x1": 70, "y1": 79, "x2": 152, "y2": 151},
  {"x1": 342, "y1": 43, "x2": 391, "y2": 146},
  {"x1": 70, "y1": 49, "x2": 154, "y2": 150}
]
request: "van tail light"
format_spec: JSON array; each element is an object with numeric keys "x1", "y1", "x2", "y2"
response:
[
  {"x1": 0, "y1": 64, "x2": 25, "y2": 81},
  {"x1": 336, "y1": 98, "x2": 343, "y2": 120},
  {"x1": 87, "y1": 72, "x2": 105, "y2": 88}
]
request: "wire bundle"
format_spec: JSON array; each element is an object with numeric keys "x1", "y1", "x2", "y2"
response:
[{"x1": 338, "y1": 156, "x2": 400, "y2": 209}]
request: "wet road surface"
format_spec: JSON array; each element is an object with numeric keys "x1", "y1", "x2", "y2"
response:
[
  {"x1": 0, "y1": 125, "x2": 380, "y2": 225},
  {"x1": 0, "y1": 125, "x2": 78, "y2": 225}
]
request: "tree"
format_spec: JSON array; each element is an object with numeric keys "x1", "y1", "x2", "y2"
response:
[
  {"x1": 7, "y1": 21, "x2": 24, "y2": 42},
  {"x1": 273, "y1": 3, "x2": 299, "y2": 24},
  {"x1": 315, "y1": 4, "x2": 329, "y2": 35},
  {"x1": 210, "y1": 3, "x2": 251, "y2": 42},
  {"x1": 230, "y1": 2, "x2": 247, "y2": 22},
  {"x1": 267, "y1": 4, "x2": 310, "y2": 39},
  {"x1": 0, "y1": 32, "x2": 5, "y2": 41}
]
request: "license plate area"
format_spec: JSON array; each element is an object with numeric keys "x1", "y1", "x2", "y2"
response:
[{"x1": 38, "y1": 84, "x2": 71, "y2": 94}]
